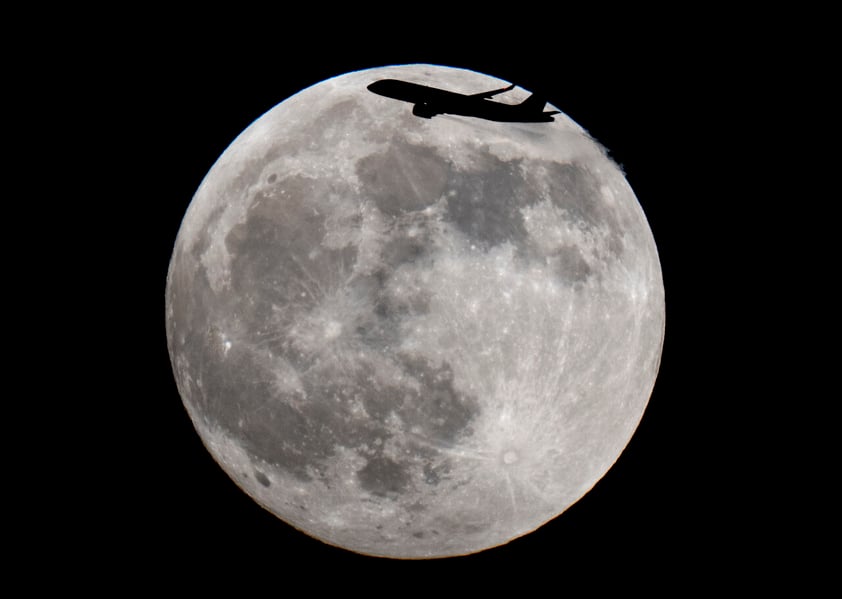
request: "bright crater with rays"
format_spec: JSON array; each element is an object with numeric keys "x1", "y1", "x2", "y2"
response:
[{"x1": 165, "y1": 65, "x2": 664, "y2": 558}]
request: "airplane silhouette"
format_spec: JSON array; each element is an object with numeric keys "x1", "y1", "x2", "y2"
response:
[{"x1": 367, "y1": 79, "x2": 560, "y2": 123}]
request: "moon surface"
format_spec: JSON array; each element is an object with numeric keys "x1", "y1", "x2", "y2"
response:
[{"x1": 165, "y1": 64, "x2": 664, "y2": 558}]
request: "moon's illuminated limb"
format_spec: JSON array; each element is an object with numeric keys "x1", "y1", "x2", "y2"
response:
[{"x1": 166, "y1": 64, "x2": 664, "y2": 558}]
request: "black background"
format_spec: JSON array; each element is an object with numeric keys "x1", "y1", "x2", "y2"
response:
[{"x1": 40, "y1": 17, "x2": 809, "y2": 591}]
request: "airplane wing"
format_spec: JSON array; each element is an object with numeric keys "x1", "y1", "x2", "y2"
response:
[
  {"x1": 518, "y1": 93, "x2": 550, "y2": 112},
  {"x1": 468, "y1": 83, "x2": 515, "y2": 100}
]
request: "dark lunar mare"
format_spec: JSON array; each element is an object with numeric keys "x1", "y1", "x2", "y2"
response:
[
  {"x1": 356, "y1": 137, "x2": 625, "y2": 281},
  {"x1": 169, "y1": 134, "x2": 629, "y2": 505},
  {"x1": 168, "y1": 162, "x2": 484, "y2": 494}
]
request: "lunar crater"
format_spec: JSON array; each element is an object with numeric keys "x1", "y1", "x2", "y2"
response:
[{"x1": 502, "y1": 450, "x2": 519, "y2": 465}]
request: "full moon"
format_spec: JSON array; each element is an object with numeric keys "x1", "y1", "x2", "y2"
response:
[{"x1": 165, "y1": 64, "x2": 664, "y2": 558}]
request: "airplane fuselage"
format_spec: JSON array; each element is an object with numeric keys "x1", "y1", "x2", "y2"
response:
[{"x1": 367, "y1": 79, "x2": 557, "y2": 123}]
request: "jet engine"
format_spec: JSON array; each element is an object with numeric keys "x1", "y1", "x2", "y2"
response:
[{"x1": 412, "y1": 103, "x2": 438, "y2": 118}]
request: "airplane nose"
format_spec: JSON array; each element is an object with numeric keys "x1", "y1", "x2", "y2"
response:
[
  {"x1": 367, "y1": 79, "x2": 393, "y2": 98},
  {"x1": 367, "y1": 80, "x2": 396, "y2": 97}
]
